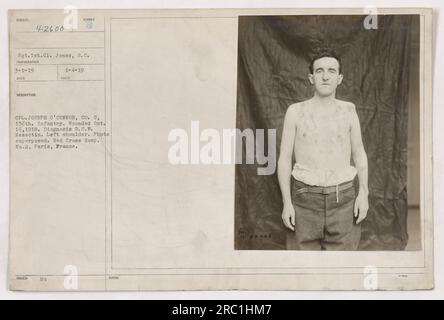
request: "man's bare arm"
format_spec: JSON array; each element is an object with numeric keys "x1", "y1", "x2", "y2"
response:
[
  {"x1": 350, "y1": 103, "x2": 369, "y2": 223},
  {"x1": 278, "y1": 105, "x2": 298, "y2": 230}
]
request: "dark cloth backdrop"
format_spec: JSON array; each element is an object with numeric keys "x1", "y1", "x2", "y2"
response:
[{"x1": 235, "y1": 15, "x2": 418, "y2": 250}]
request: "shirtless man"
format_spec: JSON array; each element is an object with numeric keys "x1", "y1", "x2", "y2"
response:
[{"x1": 277, "y1": 49, "x2": 369, "y2": 250}]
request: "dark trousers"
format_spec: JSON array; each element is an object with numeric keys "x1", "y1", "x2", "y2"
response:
[{"x1": 286, "y1": 179, "x2": 361, "y2": 250}]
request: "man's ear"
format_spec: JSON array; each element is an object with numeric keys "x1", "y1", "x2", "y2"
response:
[
  {"x1": 337, "y1": 74, "x2": 344, "y2": 85},
  {"x1": 308, "y1": 74, "x2": 314, "y2": 85}
]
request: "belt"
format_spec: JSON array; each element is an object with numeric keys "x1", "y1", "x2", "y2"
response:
[{"x1": 293, "y1": 181, "x2": 354, "y2": 203}]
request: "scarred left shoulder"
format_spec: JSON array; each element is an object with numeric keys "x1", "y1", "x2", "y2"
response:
[{"x1": 335, "y1": 99, "x2": 357, "y2": 112}]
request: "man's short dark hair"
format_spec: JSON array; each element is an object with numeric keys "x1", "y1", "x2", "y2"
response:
[{"x1": 309, "y1": 48, "x2": 342, "y2": 74}]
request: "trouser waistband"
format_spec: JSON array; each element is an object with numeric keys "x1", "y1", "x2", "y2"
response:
[
  {"x1": 293, "y1": 181, "x2": 354, "y2": 195},
  {"x1": 293, "y1": 180, "x2": 354, "y2": 203}
]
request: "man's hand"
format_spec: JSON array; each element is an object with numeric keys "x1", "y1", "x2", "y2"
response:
[
  {"x1": 354, "y1": 191, "x2": 369, "y2": 224},
  {"x1": 282, "y1": 202, "x2": 296, "y2": 231}
]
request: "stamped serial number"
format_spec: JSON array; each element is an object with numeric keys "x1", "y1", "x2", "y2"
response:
[{"x1": 215, "y1": 304, "x2": 271, "y2": 315}]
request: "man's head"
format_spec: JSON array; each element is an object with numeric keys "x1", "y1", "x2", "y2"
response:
[{"x1": 308, "y1": 49, "x2": 343, "y2": 97}]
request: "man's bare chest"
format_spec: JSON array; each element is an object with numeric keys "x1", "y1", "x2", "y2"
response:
[{"x1": 295, "y1": 111, "x2": 350, "y2": 146}]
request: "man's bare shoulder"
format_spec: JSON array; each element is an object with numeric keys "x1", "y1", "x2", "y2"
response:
[
  {"x1": 335, "y1": 99, "x2": 357, "y2": 112},
  {"x1": 336, "y1": 99, "x2": 360, "y2": 129},
  {"x1": 285, "y1": 101, "x2": 309, "y2": 127},
  {"x1": 286, "y1": 100, "x2": 310, "y2": 116}
]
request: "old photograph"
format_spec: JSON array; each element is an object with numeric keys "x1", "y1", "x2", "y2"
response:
[{"x1": 7, "y1": 8, "x2": 433, "y2": 291}]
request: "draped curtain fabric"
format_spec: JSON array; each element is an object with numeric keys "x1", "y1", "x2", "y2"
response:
[{"x1": 235, "y1": 15, "x2": 418, "y2": 250}]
